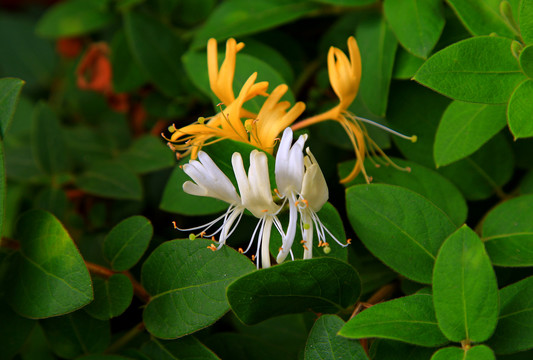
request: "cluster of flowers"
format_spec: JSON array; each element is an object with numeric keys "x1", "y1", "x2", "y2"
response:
[{"x1": 177, "y1": 127, "x2": 348, "y2": 268}]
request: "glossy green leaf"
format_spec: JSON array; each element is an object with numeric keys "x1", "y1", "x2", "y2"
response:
[
  {"x1": 84, "y1": 274, "x2": 133, "y2": 320},
  {"x1": 36, "y1": 0, "x2": 113, "y2": 38},
  {"x1": 482, "y1": 194, "x2": 533, "y2": 266},
  {"x1": 415, "y1": 36, "x2": 525, "y2": 104},
  {"x1": 0, "y1": 15, "x2": 56, "y2": 91},
  {"x1": 111, "y1": 30, "x2": 147, "y2": 93},
  {"x1": 434, "y1": 101, "x2": 507, "y2": 166},
  {"x1": 521, "y1": 170, "x2": 533, "y2": 194},
  {"x1": 508, "y1": 79, "x2": 533, "y2": 138},
  {"x1": 124, "y1": 12, "x2": 186, "y2": 97},
  {"x1": 433, "y1": 226, "x2": 499, "y2": 342},
  {"x1": 191, "y1": 0, "x2": 320, "y2": 49},
  {"x1": 356, "y1": 14, "x2": 398, "y2": 116},
  {"x1": 0, "y1": 300, "x2": 35, "y2": 360},
  {"x1": 520, "y1": 45, "x2": 533, "y2": 78},
  {"x1": 0, "y1": 142, "x2": 4, "y2": 239},
  {"x1": 392, "y1": 48, "x2": 425, "y2": 79},
  {"x1": 103, "y1": 215, "x2": 153, "y2": 271},
  {"x1": 7, "y1": 210, "x2": 93, "y2": 318},
  {"x1": 431, "y1": 345, "x2": 495, "y2": 360},
  {"x1": 304, "y1": 315, "x2": 369, "y2": 360},
  {"x1": 227, "y1": 258, "x2": 361, "y2": 325},
  {"x1": 32, "y1": 102, "x2": 69, "y2": 175},
  {"x1": 40, "y1": 310, "x2": 110, "y2": 359},
  {"x1": 339, "y1": 157, "x2": 467, "y2": 226},
  {"x1": 141, "y1": 337, "x2": 219, "y2": 359},
  {"x1": 384, "y1": 0, "x2": 444, "y2": 58},
  {"x1": 488, "y1": 275, "x2": 533, "y2": 353},
  {"x1": 340, "y1": 294, "x2": 448, "y2": 347},
  {"x1": 142, "y1": 239, "x2": 255, "y2": 338},
  {"x1": 346, "y1": 184, "x2": 456, "y2": 284},
  {"x1": 520, "y1": 0, "x2": 533, "y2": 44},
  {"x1": 76, "y1": 161, "x2": 142, "y2": 200},
  {"x1": 34, "y1": 187, "x2": 68, "y2": 220},
  {"x1": 117, "y1": 135, "x2": 175, "y2": 174},
  {"x1": 370, "y1": 339, "x2": 436, "y2": 360},
  {"x1": 0, "y1": 77, "x2": 24, "y2": 139},
  {"x1": 446, "y1": 0, "x2": 515, "y2": 37},
  {"x1": 438, "y1": 133, "x2": 514, "y2": 200}
]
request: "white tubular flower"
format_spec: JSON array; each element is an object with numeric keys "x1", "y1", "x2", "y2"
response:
[
  {"x1": 179, "y1": 151, "x2": 244, "y2": 250},
  {"x1": 275, "y1": 127, "x2": 307, "y2": 264},
  {"x1": 232, "y1": 150, "x2": 284, "y2": 268},
  {"x1": 299, "y1": 148, "x2": 348, "y2": 259}
]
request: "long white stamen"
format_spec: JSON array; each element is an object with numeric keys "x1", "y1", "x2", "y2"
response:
[
  {"x1": 354, "y1": 115, "x2": 416, "y2": 142},
  {"x1": 311, "y1": 211, "x2": 348, "y2": 247},
  {"x1": 244, "y1": 218, "x2": 263, "y2": 254},
  {"x1": 261, "y1": 217, "x2": 273, "y2": 268}
]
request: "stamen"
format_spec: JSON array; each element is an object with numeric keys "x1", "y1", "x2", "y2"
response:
[
  {"x1": 251, "y1": 255, "x2": 256, "y2": 261},
  {"x1": 211, "y1": 236, "x2": 216, "y2": 241},
  {"x1": 207, "y1": 244, "x2": 217, "y2": 251},
  {"x1": 200, "y1": 231, "x2": 206, "y2": 237},
  {"x1": 303, "y1": 245, "x2": 309, "y2": 250},
  {"x1": 354, "y1": 115, "x2": 417, "y2": 142},
  {"x1": 346, "y1": 239, "x2": 352, "y2": 244},
  {"x1": 300, "y1": 240, "x2": 306, "y2": 244},
  {"x1": 279, "y1": 246, "x2": 283, "y2": 252},
  {"x1": 261, "y1": 209, "x2": 268, "y2": 212},
  {"x1": 172, "y1": 221, "x2": 178, "y2": 229},
  {"x1": 238, "y1": 248, "x2": 244, "y2": 253}
]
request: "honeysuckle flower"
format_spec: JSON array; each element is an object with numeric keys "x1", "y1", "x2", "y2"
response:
[
  {"x1": 178, "y1": 151, "x2": 245, "y2": 250},
  {"x1": 298, "y1": 148, "x2": 348, "y2": 259},
  {"x1": 275, "y1": 128, "x2": 307, "y2": 264},
  {"x1": 232, "y1": 150, "x2": 284, "y2": 268},
  {"x1": 292, "y1": 36, "x2": 416, "y2": 184}
]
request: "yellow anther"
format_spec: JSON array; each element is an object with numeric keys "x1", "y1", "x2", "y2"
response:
[
  {"x1": 300, "y1": 240, "x2": 306, "y2": 244},
  {"x1": 303, "y1": 245, "x2": 309, "y2": 251},
  {"x1": 251, "y1": 255, "x2": 256, "y2": 261},
  {"x1": 199, "y1": 231, "x2": 206, "y2": 238},
  {"x1": 238, "y1": 248, "x2": 244, "y2": 253},
  {"x1": 172, "y1": 221, "x2": 178, "y2": 229},
  {"x1": 278, "y1": 246, "x2": 283, "y2": 252},
  {"x1": 295, "y1": 201, "x2": 299, "y2": 206},
  {"x1": 411, "y1": 135, "x2": 418, "y2": 143},
  {"x1": 261, "y1": 209, "x2": 268, "y2": 213},
  {"x1": 211, "y1": 236, "x2": 216, "y2": 242},
  {"x1": 179, "y1": 165, "x2": 183, "y2": 169},
  {"x1": 318, "y1": 241, "x2": 323, "y2": 247},
  {"x1": 346, "y1": 239, "x2": 352, "y2": 244},
  {"x1": 303, "y1": 199, "x2": 309, "y2": 207},
  {"x1": 207, "y1": 244, "x2": 217, "y2": 251}
]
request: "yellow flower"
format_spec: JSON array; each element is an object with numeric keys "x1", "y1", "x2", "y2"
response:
[{"x1": 292, "y1": 36, "x2": 416, "y2": 184}]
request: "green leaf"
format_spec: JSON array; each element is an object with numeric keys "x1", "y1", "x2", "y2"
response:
[
  {"x1": 488, "y1": 275, "x2": 533, "y2": 354},
  {"x1": 392, "y1": 47, "x2": 425, "y2": 79},
  {"x1": 521, "y1": 170, "x2": 533, "y2": 194},
  {"x1": 346, "y1": 184, "x2": 456, "y2": 284},
  {"x1": 433, "y1": 226, "x2": 499, "y2": 342},
  {"x1": 482, "y1": 194, "x2": 533, "y2": 266},
  {"x1": 0, "y1": 299, "x2": 35, "y2": 360},
  {"x1": 117, "y1": 135, "x2": 175, "y2": 174},
  {"x1": 111, "y1": 30, "x2": 147, "y2": 93},
  {"x1": 339, "y1": 294, "x2": 448, "y2": 347},
  {"x1": 519, "y1": 45, "x2": 533, "y2": 78},
  {"x1": 0, "y1": 15, "x2": 56, "y2": 91},
  {"x1": 384, "y1": 0, "x2": 444, "y2": 58},
  {"x1": 34, "y1": 187, "x2": 68, "y2": 220},
  {"x1": 7, "y1": 210, "x2": 93, "y2": 318},
  {"x1": 370, "y1": 339, "x2": 436, "y2": 360},
  {"x1": 84, "y1": 274, "x2": 133, "y2": 320},
  {"x1": 356, "y1": 14, "x2": 398, "y2": 116},
  {"x1": 32, "y1": 102, "x2": 69, "y2": 175},
  {"x1": 40, "y1": 310, "x2": 110, "y2": 359},
  {"x1": 141, "y1": 337, "x2": 219, "y2": 359},
  {"x1": 0, "y1": 142, "x2": 5, "y2": 239},
  {"x1": 227, "y1": 258, "x2": 361, "y2": 325},
  {"x1": 36, "y1": 0, "x2": 114, "y2": 38},
  {"x1": 18, "y1": 325, "x2": 56, "y2": 360},
  {"x1": 191, "y1": 0, "x2": 320, "y2": 49},
  {"x1": 124, "y1": 12, "x2": 186, "y2": 97},
  {"x1": 434, "y1": 101, "x2": 507, "y2": 166},
  {"x1": 76, "y1": 161, "x2": 142, "y2": 200},
  {"x1": 304, "y1": 315, "x2": 369, "y2": 360},
  {"x1": 415, "y1": 36, "x2": 525, "y2": 104},
  {"x1": 438, "y1": 133, "x2": 514, "y2": 200},
  {"x1": 142, "y1": 239, "x2": 255, "y2": 338},
  {"x1": 0, "y1": 77, "x2": 24, "y2": 139},
  {"x1": 339, "y1": 157, "x2": 467, "y2": 226},
  {"x1": 446, "y1": 0, "x2": 515, "y2": 37},
  {"x1": 520, "y1": 0, "x2": 533, "y2": 44},
  {"x1": 103, "y1": 215, "x2": 153, "y2": 271},
  {"x1": 508, "y1": 79, "x2": 533, "y2": 138},
  {"x1": 431, "y1": 345, "x2": 495, "y2": 360}
]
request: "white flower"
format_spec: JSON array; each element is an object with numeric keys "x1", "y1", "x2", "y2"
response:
[
  {"x1": 298, "y1": 148, "x2": 348, "y2": 259},
  {"x1": 275, "y1": 127, "x2": 307, "y2": 264},
  {"x1": 179, "y1": 151, "x2": 244, "y2": 250},
  {"x1": 233, "y1": 150, "x2": 284, "y2": 268}
]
